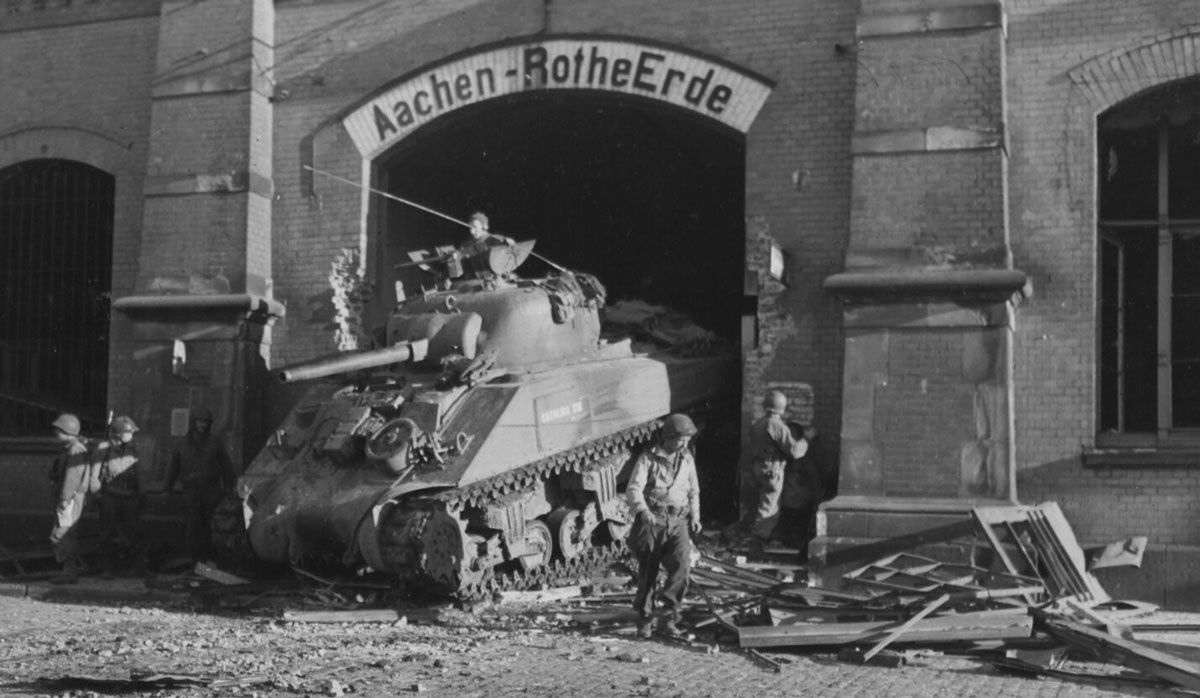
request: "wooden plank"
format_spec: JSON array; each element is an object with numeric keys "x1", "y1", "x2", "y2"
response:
[
  {"x1": 692, "y1": 568, "x2": 775, "y2": 591},
  {"x1": 1040, "y1": 616, "x2": 1200, "y2": 691},
  {"x1": 1031, "y1": 504, "x2": 1110, "y2": 603},
  {"x1": 734, "y1": 561, "x2": 809, "y2": 572},
  {"x1": 700, "y1": 555, "x2": 786, "y2": 586},
  {"x1": 193, "y1": 562, "x2": 249, "y2": 586},
  {"x1": 860, "y1": 594, "x2": 950, "y2": 661},
  {"x1": 738, "y1": 611, "x2": 1033, "y2": 649},
  {"x1": 497, "y1": 585, "x2": 582, "y2": 604},
  {"x1": 1027, "y1": 512, "x2": 1092, "y2": 598},
  {"x1": 282, "y1": 609, "x2": 401, "y2": 623}
]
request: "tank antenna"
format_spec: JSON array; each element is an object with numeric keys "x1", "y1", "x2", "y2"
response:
[{"x1": 304, "y1": 165, "x2": 568, "y2": 272}]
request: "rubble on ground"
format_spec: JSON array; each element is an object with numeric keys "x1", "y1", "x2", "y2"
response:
[{"x1": 6, "y1": 500, "x2": 1196, "y2": 694}]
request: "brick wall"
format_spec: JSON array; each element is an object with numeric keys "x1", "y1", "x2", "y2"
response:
[
  {"x1": 1006, "y1": 0, "x2": 1200, "y2": 551},
  {"x1": 0, "y1": 12, "x2": 157, "y2": 545},
  {"x1": 268, "y1": 0, "x2": 856, "y2": 447},
  {"x1": 4, "y1": 0, "x2": 1197, "y2": 585}
]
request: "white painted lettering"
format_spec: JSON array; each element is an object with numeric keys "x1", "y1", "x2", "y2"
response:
[{"x1": 343, "y1": 40, "x2": 773, "y2": 157}]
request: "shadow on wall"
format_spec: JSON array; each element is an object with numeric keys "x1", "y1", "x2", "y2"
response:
[
  {"x1": 1094, "y1": 550, "x2": 1200, "y2": 610},
  {"x1": 1014, "y1": 454, "x2": 1082, "y2": 501}
]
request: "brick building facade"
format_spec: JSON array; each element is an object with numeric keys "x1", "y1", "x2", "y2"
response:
[{"x1": 2, "y1": 0, "x2": 1199, "y2": 605}]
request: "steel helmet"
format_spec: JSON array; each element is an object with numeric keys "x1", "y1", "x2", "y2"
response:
[
  {"x1": 111, "y1": 416, "x2": 139, "y2": 434},
  {"x1": 763, "y1": 389, "x2": 787, "y2": 415},
  {"x1": 52, "y1": 413, "x2": 81, "y2": 437},
  {"x1": 661, "y1": 414, "x2": 697, "y2": 440}
]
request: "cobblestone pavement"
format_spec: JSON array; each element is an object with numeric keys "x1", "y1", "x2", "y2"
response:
[{"x1": 1, "y1": 582, "x2": 1197, "y2": 698}]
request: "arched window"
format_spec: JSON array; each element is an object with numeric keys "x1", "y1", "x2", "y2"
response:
[
  {"x1": 1098, "y1": 79, "x2": 1200, "y2": 441},
  {"x1": 0, "y1": 159, "x2": 114, "y2": 436}
]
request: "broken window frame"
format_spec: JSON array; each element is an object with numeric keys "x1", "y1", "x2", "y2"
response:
[{"x1": 1096, "y1": 88, "x2": 1200, "y2": 450}]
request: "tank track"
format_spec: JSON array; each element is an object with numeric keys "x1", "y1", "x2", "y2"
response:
[
  {"x1": 428, "y1": 419, "x2": 661, "y2": 601},
  {"x1": 212, "y1": 406, "x2": 720, "y2": 600}
]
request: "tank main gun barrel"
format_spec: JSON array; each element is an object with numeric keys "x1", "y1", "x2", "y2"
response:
[{"x1": 277, "y1": 340, "x2": 428, "y2": 383}]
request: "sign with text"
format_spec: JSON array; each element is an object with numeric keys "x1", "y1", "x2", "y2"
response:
[{"x1": 343, "y1": 38, "x2": 773, "y2": 157}]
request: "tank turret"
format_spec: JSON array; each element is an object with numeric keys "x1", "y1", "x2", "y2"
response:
[{"x1": 215, "y1": 238, "x2": 735, "y2": 597}]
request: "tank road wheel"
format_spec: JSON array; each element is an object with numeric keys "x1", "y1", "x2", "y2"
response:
[
  {"x1": 548, "y1": 508, "x2": 591, "y2": 560},
  {"x1": 420, "y1": 509, "x2": 485, "y2": 593},
  {"x1": 518, "y1": 520, "x2": 553, "y2": 572}
]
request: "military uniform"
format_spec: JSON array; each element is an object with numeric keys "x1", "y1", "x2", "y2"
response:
[
  {"x1": 747, "y1": 411, "x2": 809, "y2": 543},
  {"x1": 48, "y1": 434, "x2": 92, "y2": 582},
  {"x1": 164, "y1": 417, "x2": 236, "y2": 564},
  {"x1": 626, "y1": 426, "x2": 701, "y2": 635},
  {"x1": 94, "y1": 437, "x2": 146, "y2": 576}
]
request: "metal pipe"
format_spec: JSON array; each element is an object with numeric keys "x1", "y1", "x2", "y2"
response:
[
  {"x1": 112, "y1": 293, "x2": 286, "y2": 317},
  {"x1": 276, "y1": 341, "x2": 422, "y2": 383}
]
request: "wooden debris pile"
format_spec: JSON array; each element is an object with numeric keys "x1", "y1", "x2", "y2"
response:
[{"x1": 677, "y1": 501, "x2": 1200, "y2": 691}]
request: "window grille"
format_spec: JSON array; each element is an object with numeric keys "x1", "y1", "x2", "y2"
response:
[{"x1": 0, "y1": 159, "x2": 113, "y2": 436}]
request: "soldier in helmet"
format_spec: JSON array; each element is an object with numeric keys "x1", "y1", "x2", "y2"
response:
[
  {"x1": 93, "y1": 415, "x2": 148, "y2": 578},
  {"x1": 163, "y1": 407, "x2": 237, "y2": 565},
  {"x1": 47, "y1": 413, "x2": 92, "y2": 584},
  {"x1": 626, "y1": 413, "x2": 702, "y2": 639},
  {"x1": 746, "y1": 390, "x2": 813, "y2": 555}
]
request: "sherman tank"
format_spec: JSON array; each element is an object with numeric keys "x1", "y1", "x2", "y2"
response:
[{"x1": 215, "y1": 240, "x2": 735, "y2": 597}]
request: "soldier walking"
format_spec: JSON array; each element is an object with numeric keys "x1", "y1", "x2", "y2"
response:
[
  {"x1": 94, "y1": 416, "x2": 147, "y2": 578},
  {"x1": 163, "y1": 407, "x2": 237, "y2": 565},
  {"x1": 48, "y1": 413, "x2": 92, "y2": 584},
  {"x1": 627, "y1": 414, "x2": 702, "y2": 639}
]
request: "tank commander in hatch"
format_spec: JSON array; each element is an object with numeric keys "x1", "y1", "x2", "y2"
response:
[
  {"x1": 626, "y1": 414, "x2": 702, "y2": 639},
  {"x1": 454, "y1": 211, "x2": 519, "y2": 279}
]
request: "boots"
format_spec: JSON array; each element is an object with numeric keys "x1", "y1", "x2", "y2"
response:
[
  {"x1": 52, "y1": 556, "x2": 80, "y2": 585},
  {"x1": 658, "y1": 617, "x2": 682, "y2": 637},
  {"x1": 635, "y1": 615, "x2": 654, "y2": 639}
]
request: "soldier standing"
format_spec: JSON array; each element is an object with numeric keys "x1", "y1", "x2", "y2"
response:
[
  {"x1": 163, "y1": 407, "x2": 237, "y2": 565},
  {"x1": 626, "y1": 414, "x2": 702, "y2": 639},
  {"x1": 746, "y1": 390, "x2": 812, "y2": 555},
  {"x1": 48, "y1": 413, "x2": 92, "y2": 584},
  {"x1": 94, "y1": 416, "x2": 147, "y2": 578}
]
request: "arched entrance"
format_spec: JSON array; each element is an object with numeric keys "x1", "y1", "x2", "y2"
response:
[
  {"x1": 374, "y1": 91, "x2": 745, "y2": 342},
  {"x1": 335, "y1": 36, "x2": 772, "y2": 521},
  {"x1": 0, "y1": 159, "x2": 114, "y2": 434}
]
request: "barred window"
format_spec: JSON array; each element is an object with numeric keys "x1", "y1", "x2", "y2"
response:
[
  {"x1": 1097, "y1": 79, "x2": 1200, "y2": 443},
  {"x1": 0, "y1": 159, "x2": 113, "y2": 436}
]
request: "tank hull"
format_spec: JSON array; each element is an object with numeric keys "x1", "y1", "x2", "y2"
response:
[{"x1": 231, "y1": 352, "x2": 734, "y2": 593}]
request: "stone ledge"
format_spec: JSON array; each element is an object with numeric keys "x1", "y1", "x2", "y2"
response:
[{"x1": 824, "y1": 268, "x2": 1028, "y2": 304}]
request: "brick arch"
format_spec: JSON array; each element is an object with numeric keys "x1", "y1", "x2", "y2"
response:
[
  {"x1": 338, "y1": 35, "x2": 774, "y2": 160},
  {"x1": 1060, "y1": 29, "x2": 1200, "y2": 217},
  {"x1": 1066, "y1": 26, "x2": 1200, "y2": 110},
  {"x1": 0, "y1": 123, "x2": 135, "y2": 174}
]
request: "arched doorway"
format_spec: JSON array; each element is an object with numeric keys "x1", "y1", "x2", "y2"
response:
[
  {"x1": 370, "y1": 91, "x2": 746, "y2": 520},
  {"x1": 0, "y1": 159, "x2": 114, "y2": 434},
  {"x1": 374, "y1": 91, "x2": 746, "y2": 343}
]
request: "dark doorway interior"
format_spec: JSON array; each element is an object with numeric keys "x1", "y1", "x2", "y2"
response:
[
  {"x1": 0, "y1": 159, "x2": 114, "y2": 435},
  {"x1": 372, "y1": 92, "x2": 745, "y2": 521},
  {"x1": 374, "y1": 92, "x2": 745, "y2": 343}
]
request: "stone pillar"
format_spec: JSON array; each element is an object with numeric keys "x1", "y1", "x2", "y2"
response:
[
  {"x1": 112, "y1": 0, "x2": 280, "y2": 479},
  {"x1": 811, "y1": 1, "x2": 1027, "y2": 582}
]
